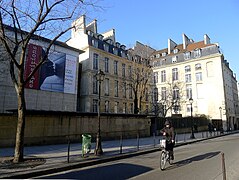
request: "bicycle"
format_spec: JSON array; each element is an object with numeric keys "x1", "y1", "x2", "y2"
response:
[{"x1": 159, "y1": 139, "x2": 172, "y2": 170}]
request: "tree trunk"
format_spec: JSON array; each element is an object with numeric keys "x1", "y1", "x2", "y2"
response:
[
  {"x1": 13, "y1": 83, "x2": 26, "y2": 163},
  {"x1": 134, "y1": 93, "x2": 139, "y2": 114}
]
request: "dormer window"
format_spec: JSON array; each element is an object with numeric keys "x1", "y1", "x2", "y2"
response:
[
  {"x1": 92, "y1": 39, "x2": 98, "y2": 48},
  {"x1": 173, "y1": 49, "x2": 179, "y2": 54},
  {"x1": 162, "y1": 52, "x2": 167, "y2": 57},
  {"x1": 184, "y1": 52, "x2": 191, "y2": 60},
  {"x1": 103, "y1": 43, "x2": 109, "y2": 52},
  {"x1": 113, "y1": 47, "x2": 118, "y2": 55},
  {"x1": 172, "y1": 56, "x2": 178, "y2": 63},
  {"x1": 98, "y1": 34, "x2": 104, "y2": 40},
  {"x1": 121, "y1": 51, "x2": 126, "y2": 58},
  {"x1": 194, "y1": 49, "x2": 201, "y2": 58},
  {"x1": 156, "y1": 54, "x2": 160, "y2": 58}
]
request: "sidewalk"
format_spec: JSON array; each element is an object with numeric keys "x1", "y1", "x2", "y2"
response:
[{"x1": 0, "y1": 130, "x2": 236, "y2": 179}]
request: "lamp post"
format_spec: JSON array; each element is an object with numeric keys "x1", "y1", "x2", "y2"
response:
[
  {"x1": 94, "y1": 69, "x2": 105, "y2": 156},
  {"x1": 189, "y1": 98, "x2": 195, "y2": 139},
  {"x1": 219, "y1": 107, "x2": 223, "y2": 133}
]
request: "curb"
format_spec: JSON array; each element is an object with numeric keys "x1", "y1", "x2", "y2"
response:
[{"x1": 2, "y1": 131, "x2": 238, "y2": 179}]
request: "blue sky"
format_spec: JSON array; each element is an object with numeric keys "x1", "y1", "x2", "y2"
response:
[{"x1": 86, "y1": 0, "x2": 239, "y2": 77}]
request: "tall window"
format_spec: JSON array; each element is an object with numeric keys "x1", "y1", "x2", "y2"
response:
[
  {"x1": 185, "y1": 74, "x2": 191, "y2": 83},
  {"x1": 114, "y1": 102, "x2": 119, "y2": 113},
  {"x1": 103, "y1": 44, "x2": 109, "y2": 52},
  {"x1": 128, "y1": 65, "x2": 132, "y2": 77},
  {"x1": 93, "y1": 99, "x2": 98, "y2": 112},
  {"x1": 172, "y1": 68, "x2": 178, "y2": 81},
  {"x1": 186, "y1": 84, "x2": 192, "y2": 99},
  {"x1": 114, "y1": 60, "x2": 118, "y2": 75},
  {"x1": 105, "y1": 101, "x2": 109, "y2": 112},
  {"x1": 122, "y1": 63, "x2": 126, "y2": 77},
  {"x1": 93, "y1": 76, "x2": 98, "y2": 94},
  {"x1": 105, "y1": 78, "x2": 109, "y2": 96},
  {"x1": 161, "y1": 70, "x2": 166, "y2": 82},
  {"x1": 105, "y1": 57, "x2": 109, "y2": 73},
  {"x1": 93, "y1": 53, "x2": 98, "y2": 70},
  {"x1": 123, "y1": 102, "x2": 127, "y2": 113},
  {"x1": 114, "y1": 80, "x2": 119, "y2": 97},
  {"x1": 196, "y1": 72, "x2": 203, "y2": 81},
  {"x1": 154, "y1": 88, "x2": 158, "y2": 102},
  {"x1": 153, "y1": 72, "x2": 158, "y2": 83},
  {"x1": 161, "y1": 87, "x2": 166, "y2": 100},
  {"x1": 195, "y1": 63, "x2": 202, "y2": 70},
  {"x1": 123, "y1": 82, "x2": 127, "y2": 98},
  {"x1": 173, "y1": 86, "x2": 179, "y2": 100},
  {"x1": 92, "y1": 39, "x2": 98, "y2": 48},
  {"x1": 129, "y1": 84, "x2": 133, "y2": 99}
]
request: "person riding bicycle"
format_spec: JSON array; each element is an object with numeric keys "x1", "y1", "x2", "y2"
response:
[{"x1": 160, "y1": 120, "x2": 175, "y2": 160}]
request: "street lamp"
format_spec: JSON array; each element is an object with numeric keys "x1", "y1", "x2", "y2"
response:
[
  {"x1": 189, "y1": 98, "x2": 195, "y2": 139},
  {"x1": 219, "y1": 107, "x2": 223, "y2": 133},
  {"x1": 94, "y1": 69, "x2": 105, "y2": 156}
]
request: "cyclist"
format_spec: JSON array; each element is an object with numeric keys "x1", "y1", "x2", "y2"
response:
[{"x1": 160, "y1": 120, "x2": 175, "y2": 160}]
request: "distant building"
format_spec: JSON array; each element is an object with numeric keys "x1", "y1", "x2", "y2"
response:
[
  {"x1": 150, "y1": 34, "x2": 239, "y2": 131},
  {"x1": 67, "y1": 16, "x2": 155, "y2": 114}
]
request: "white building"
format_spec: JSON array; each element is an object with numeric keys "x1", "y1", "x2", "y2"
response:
[
  {"x1": 67, "y1": 16, "x2": 155, "y2": 114},
  {"x1": 151, "y1": 34, "x2": 239, "y2": 130}
]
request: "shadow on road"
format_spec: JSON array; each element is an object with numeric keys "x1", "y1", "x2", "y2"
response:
[
  {"x1": 38, "y1": 163, "x2": 153, "y2": 179},
  {"x1": 166, "y1": 151, "x2": 221, "y2": 170}
]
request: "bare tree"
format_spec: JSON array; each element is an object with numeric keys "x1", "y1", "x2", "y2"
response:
[{"x1": 0, "y1": 0, "x2": 101, "y2": 163}]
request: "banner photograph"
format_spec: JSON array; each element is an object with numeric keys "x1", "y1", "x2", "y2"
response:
[{"x1": 25, "y1": 43, "x2": 77, "y2": 94}]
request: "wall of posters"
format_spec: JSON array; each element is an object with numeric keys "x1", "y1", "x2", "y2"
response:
[{"x1": 25, "y1": 43, "x2": 77, "y2": 94}]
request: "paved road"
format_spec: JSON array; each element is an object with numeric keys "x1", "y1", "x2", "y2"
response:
[{"x1": 35, "y1": 133, "x2": 239, "y2": 180}]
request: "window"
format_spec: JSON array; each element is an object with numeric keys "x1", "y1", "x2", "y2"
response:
[
  {"x1": 114, "y1": 60, "x2": 118, "y2": 75},
  {"x1": 113, "y1": 48, "x2": 118, "y2": 55},
  {"x1": 145, "y1": 89, "x2": 149, "y2": 101},
  {"x1": 185, "y1": 74, "x2": 191, "y2": 83},
  {"x1": 123, "y1": 102, "x2": 127, "y2": 113},
  {"x1": 161, "y1": 70, "x2": 166, "y2": 82},
  {"x1": 122, "y1": 63, "x2": 126, "y2": 77},
  {"x1": 172, "y1": 68, "x2": 178, "y2": 81},
  {"x1": 130, "y1": 103, "x2": 134, "y2": 114},
  {"x1": 105, "y1": 57, "x2": 109, "y2": 73},
  {"x1": 153, "y1": 72, "x2": 158, "y2": 83},
  {"x1": 187, "y1": 104, "x2": 191, "y2": 113},
  {"x1": 172, "y1": 56, "x2": 178, "y2": 63},
  {"x1": 105, "y1": 101, "x2": 109, "y2": 112},
  {"x1": 121, "y1": 51, "x2": 126, "y2": 58},
  {"x1": 114, "y1": 80, "x2": 119, "y2": 97},
  {"x1": 195, "y1": 63, "x2": 202, "y2": 70},
  {"x1": 93, "y1": 99, "x2": 98, "y2": 112},
  {"x1": 186, "y1": 84, "x2": 192, "y2": 99},
  {"x1": 154, "y1": 88, "x2": 158, "y2": 102},
  {"x1": 123, "y1": 82, "x2": 127, "y2": 98},
  {"x1": 196, "y1": 72, "x2": 202, "y2": 81},
  {"x1": 92, "y1": 39, "x2": 98, "y2": 48},
  {"x1": 194, "y1": 49, "x2": 201, "y2": 58},
  {"x1": 156, "y1": 53, "x2": 160, "y2": 58},
  {"x1": 173, "y1": 86, "x2": 179, "y2": 100},
  {"x1": 162, "y1": 52, "x2": 167, "y2": 57},
  {"x1": 105, "y1": 78, "x2": 109, "y2": 96},
  {"x1": 93, "y1": 76, "x2": 98, "y2": 94},
  {"x1": 161, "y1": 87, "x2": 166, "y2": 100},
  {"x1": 173, "y1": 49, "x2": 179, "y2": 54},
  {"x1": 128, "y1": 66, "x2": 132, "y2": 77},
  {"x1": 184, "y1": 52, "x2": 191, "y2": 60},
  {"x1": 129, "y1": 84, "x2": 133, "y2": 99},
  {"x1": 185, "y1": 65, "x2": 191, "y2": 73},
  {"x1": 114, "y1": 102, "x2": 119, "y2": 113},
  {"x1": 161, "y1": 59, "x2": 166, "y2": 65},
  {"x1": 93, "y1": 53, "x2": 98, "y2": 70},
  {"x1": 103, "y1": 44, "x2": 109, "y2": 52}
]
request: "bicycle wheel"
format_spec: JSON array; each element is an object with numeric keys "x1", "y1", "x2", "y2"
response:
[{"x1": 160, "y1": 151, "x2": 167, "y2": 170}]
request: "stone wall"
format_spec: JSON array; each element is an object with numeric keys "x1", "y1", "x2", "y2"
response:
[{"x1": 0, "y1": 113, "x2": 151, "y2": 147}]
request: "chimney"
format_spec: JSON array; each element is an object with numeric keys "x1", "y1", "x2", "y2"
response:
[
  {"x1": 182, "y1": 33, "x2": 190, "y2": 49},
  {"x1": 204, "y1": 34, "x2": 210, "y2": 44},
  {"x1": 168, "y1": 39, "x2": 177, "y2": 54},
  {"x1": 71, "y1": 15, "x2": 86, "y2": 38}
]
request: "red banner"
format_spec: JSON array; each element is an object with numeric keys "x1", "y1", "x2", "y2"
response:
[{"x1": 25, "y1": 43, "x2": 42, "y2": 89}]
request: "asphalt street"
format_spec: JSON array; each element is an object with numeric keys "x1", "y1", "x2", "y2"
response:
[{"x1": 35, "y1": 133, "x2": 239, "y2": 180}]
